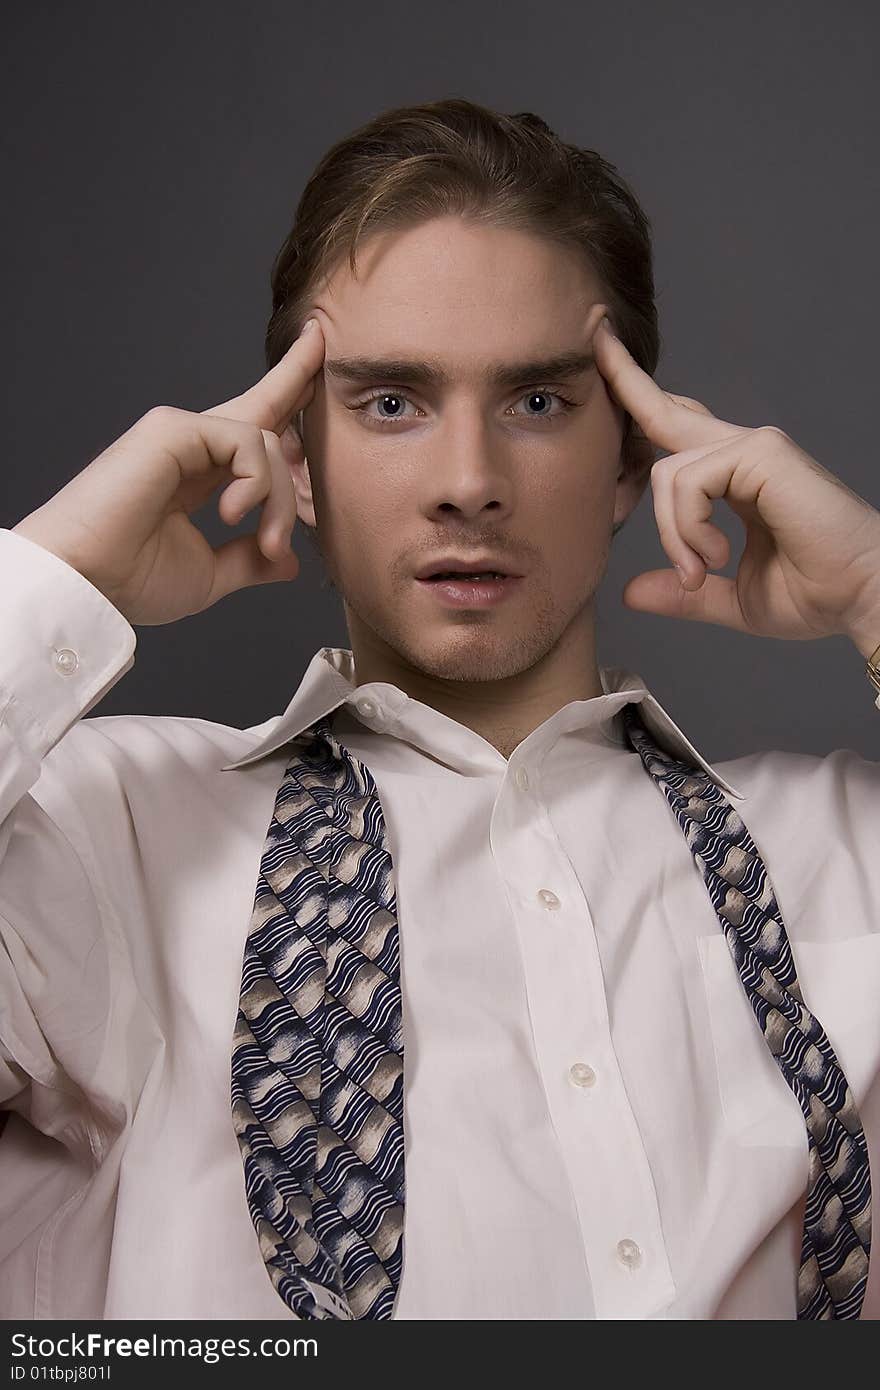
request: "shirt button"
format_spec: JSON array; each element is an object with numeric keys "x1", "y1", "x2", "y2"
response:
[
  {"x1": 569, "y1": 1062, "x2": 597, "y2": 1088},
  {"x1": 537, "y1": 888, "x2": 560, "y2": 910},
  {"x1": 52, "y1": 648, "x2": 79, "y2": 676},
  {"x1": 514, "y1": 766, "x2": 530, "y2": 791},
  {"x1": 616, "y1": 1239, "x2": 643, "y2": 1270},
  {"x1": 354, "y1": 697, "x2": 377, "y2": 719}
]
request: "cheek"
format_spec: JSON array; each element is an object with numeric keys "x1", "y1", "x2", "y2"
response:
[
  {"x1": 316, "y1": 463, "x2": 406, "y2": 575},
  {"x1": 534, "y1": 440, "x2": 619, "y2": 565},
  {"x1": 536, "y1": 423, "x2": 619, "y2": 511}
]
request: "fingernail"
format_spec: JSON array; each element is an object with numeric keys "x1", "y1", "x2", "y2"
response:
[
  {"x1": 301, "y1": 318, "x2": 317, "y2": 335},
  {"x1": 602, "y1": 316, "x2": 618, "y2": 338},
  {"x1": 674, "y1": 563, "x2": 686, "y2": 584}
]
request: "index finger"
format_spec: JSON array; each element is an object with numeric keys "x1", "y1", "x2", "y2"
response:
[
  {"x1": 593, "y1": 317, "x2": 737, "y2": 453},
  {"x1": 208, "y1": 318, "x2": 326, "y2": 434}
]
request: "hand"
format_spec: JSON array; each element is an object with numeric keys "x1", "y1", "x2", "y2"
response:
[
  {"x1": 12, "y1": 319, "x2": 326, "y2": 626},
  {"x1": 593, "y1": 317, "x2": 880, "y2": 658}
]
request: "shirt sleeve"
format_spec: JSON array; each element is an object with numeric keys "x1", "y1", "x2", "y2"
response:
[{"x1": 0, "y1": 528, "x2": 136, "y2": 1137}]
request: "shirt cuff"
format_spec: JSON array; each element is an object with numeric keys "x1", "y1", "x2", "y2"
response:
[{"x1": 0, "y1": 528, "x2": 136, "y2": 759}]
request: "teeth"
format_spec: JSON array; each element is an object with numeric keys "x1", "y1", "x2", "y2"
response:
[{"x1": 433, "y1": 572, "x2": 504, "y2": 581}]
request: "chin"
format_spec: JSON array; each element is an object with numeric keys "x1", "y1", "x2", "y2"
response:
[
  {"x1": 343, "y1": 582, "x2": 573, "y2": 685},
  {"x1": 394, "y1": 620, "x2": 564, "y2": 685}
]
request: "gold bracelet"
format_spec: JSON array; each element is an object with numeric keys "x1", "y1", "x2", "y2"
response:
[{"x1": 867, "y1": 639, "x2": 880, "y2": 710}]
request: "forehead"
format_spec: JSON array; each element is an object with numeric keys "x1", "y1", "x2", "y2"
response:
[{"x1": 310, "y1": 216, "x2": 603, "y2": 360}]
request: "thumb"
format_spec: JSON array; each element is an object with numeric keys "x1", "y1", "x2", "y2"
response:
[
  {"x1": 622, "y1": 568, "x2": 742, "y2": 628},
  {"x1": 208, "y1": 532, "x2": 301, "y2": 604}
]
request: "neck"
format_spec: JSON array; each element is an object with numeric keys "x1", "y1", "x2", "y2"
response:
[{"x1": 345, "y1": 605, "x2": 604, "y2": 760}]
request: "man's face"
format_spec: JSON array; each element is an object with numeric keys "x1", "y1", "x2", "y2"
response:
[{"x1": 295, "y1": 215, "x2": 645, "y2": 684}]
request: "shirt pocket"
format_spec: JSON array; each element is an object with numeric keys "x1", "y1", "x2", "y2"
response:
[{"x1": 697, "y1": 932, "x2": 880, "y2": 1150}]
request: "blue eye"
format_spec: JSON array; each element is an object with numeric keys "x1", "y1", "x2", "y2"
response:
[
  {"x1": 362, "y1": 392, "x2": 420, "y2": 423},
  {"x1": 351, "y1": 388, "x2": 580, "y2": 428},
  {"x1": 511, "y1": 390, "x2": 578, "y2": 419}
]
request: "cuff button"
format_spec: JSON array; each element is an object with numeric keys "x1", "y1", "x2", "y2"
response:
[{"x1": 53, "y1": 647, "x2": 79, "y2": 676}]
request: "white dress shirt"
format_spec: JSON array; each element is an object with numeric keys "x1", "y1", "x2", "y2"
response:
[{"x1": 1, "y1": 525, "x2": 879, "y2": 1321}]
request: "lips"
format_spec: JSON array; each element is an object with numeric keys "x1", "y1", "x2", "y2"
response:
[
  {"x1": 415, "y1": 556, "x2": 521, "y2": 580},
  {"x1": 415, "y1": 572, "x2": 522, "y2": 607}
]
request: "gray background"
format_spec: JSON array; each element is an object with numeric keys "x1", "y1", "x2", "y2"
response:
[{"x1": 3, "y1": 0, "x2": 878, "y2": 763}]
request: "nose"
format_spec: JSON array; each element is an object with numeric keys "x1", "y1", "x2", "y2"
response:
[{"x1": 418, "y1": 405, "x2": 514, "y2": 523}]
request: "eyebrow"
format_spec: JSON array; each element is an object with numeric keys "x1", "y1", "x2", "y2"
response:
[{"x1": 323, "y1": 349, "x2": 596, "y2": 390}]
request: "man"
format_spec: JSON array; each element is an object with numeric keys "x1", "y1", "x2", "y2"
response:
[{"x1": 2, "y1": 99, "x2": 879, "y2": 1321}]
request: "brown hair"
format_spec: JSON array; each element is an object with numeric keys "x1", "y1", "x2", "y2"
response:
[{"x1": 265, "y1": 97, "x2": 659, "y2": 485}]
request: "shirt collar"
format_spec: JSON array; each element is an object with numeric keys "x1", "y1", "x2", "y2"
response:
[{"x1": 219, "y1": 646, "x2": 746, "y2": 800}]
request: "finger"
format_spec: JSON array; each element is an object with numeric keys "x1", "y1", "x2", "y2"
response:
[
  {"x1": 254, "y1": 427, "x2": 299, "y2": 560},
  {"x1": 648, "y1": 440, "x2": 735, "y2": 582},
  {"x1": 213, "y1": 426, "x2": 298, "y2": 562},
  {"x1": 622, "y1": 568, "x2": 748, "y2": 633},
  {"x1": 593, "y1": 317, "x2": 742, "y2": 455},
  {"x1": 664, "y1": 393, "x2": 717, "y2": 418},
  {"x1": 206, "y1": 317, "x2": 326, "y2": 436},
  {"x1": 144, "y1": 409, "x2": 277, "y2": 522},
  {"x1": 650, "y1": 438, "x2": 744, "y2": 585},
  {"x1": 184, "y1": 415, "x2": 274, "y2": 528},
  {"x1": 207, "y1": 532, "x2": 301, "y2": 605}
]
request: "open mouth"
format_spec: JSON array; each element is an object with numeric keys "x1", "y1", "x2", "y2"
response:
[
  {"x1": 416, "y1": 573, "x2": 522, "y2": 606},
  {"x1": 423, "y1": 571, "x2": 507, "y2": 581}
]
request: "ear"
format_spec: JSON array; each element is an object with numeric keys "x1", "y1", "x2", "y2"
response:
[
  {"x1": 612, "y1": 416, "x2": 655, "y2": 531},
  {"x1": 290, "y1": 456, "x2": 317, "y2": 529},
  {"x1": 288, "y1": 410, "x2": 317, "y2": 528}
]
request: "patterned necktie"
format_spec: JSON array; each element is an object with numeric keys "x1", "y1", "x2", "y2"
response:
[
  {"x1": 231, "y1": 700, "x2": 872, "y2": 1320},
  {"x1": 230, "y1": 714, "x2": 403, "y2": 1320},
  {"x1": 620, "y1": 702, "x2": 872, "y2": 1319}
]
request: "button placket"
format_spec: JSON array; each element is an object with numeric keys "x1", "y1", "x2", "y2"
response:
[{"x1": 489, "y1": 791, "x2": 675, "y2": 1317}]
